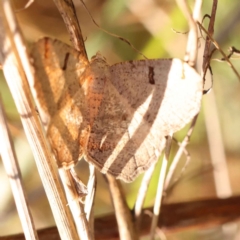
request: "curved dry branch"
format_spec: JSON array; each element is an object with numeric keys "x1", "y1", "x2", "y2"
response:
[{"x1": 1, "y1": 196, "x2": 240, "y2": 240}]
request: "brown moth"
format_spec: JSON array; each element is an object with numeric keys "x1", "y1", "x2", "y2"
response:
[{"x1": 31, "y1": 37, "x2": 202, "y2": 182}]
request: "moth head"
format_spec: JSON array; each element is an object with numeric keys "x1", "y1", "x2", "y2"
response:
[{"x1": 91, "y1": 52, "x2": 107, "y2": 64}]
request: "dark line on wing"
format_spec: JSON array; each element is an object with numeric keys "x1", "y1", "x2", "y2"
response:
[
  {"x1": 62, "y1": 52, "x2": 70, "y2": 70},
  {"x1": 44, "y1": 38, "x2": 49, "y2": 59},
  {"x1": 148, "y1": 66, "x2": 155, "y2": 84}
]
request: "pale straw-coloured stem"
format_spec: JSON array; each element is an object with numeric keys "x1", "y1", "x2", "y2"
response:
[
  {"x1": 0, "y1": 1, "x2": 79, "y2": 239},
  {"x1": 149, "y1": 135, "x2": 172, "y2": 240},
  {"x1": 0, "y1": 97, "x2": 39, "y2": 240},
  {"x1": 58, "y1": 168, "x2": 92, "y2": 240},
  {"x1": 85, "y1": 164, "x2": 97, "y2": 239},
  {"x1": 134, "y1": 160, "x2": 157, "y2": 232},
  {"x1": 106, "y1": 175, "x2": 137, "y2": 240}
]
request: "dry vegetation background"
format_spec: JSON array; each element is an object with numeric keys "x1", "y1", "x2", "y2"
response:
[{"x1": 0, "y1": 0, "x2": 240, "y2": 239}]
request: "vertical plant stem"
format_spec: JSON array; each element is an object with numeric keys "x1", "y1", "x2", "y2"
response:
[
  {"x1": 164, "y1": 115, "x2": 198, "y2": 190},
  {"x1": 204, "y1": 92, "x2": 232, "y2": 198},
  {"x1": 202, "y1": 0, "x2": 218, "y2": 72},
  {"x1": 51, "y1": 1, "x2": 93, "y2": 238},
  {"x1": 163, "y1": 0, "x2": 202, "y2": 192},
  {"x1": 106, "y1": 175, "x2": 137, "y2": 240},
  {"x1": 0, "y1": 97, "x2": 39, "y2": 240},
  {"x1": 134, "y1": 160, "x2": 157, "y2": 233},
  {"x1": 0, "y1": 1, "x2": 79, "y2": 239},
  {"x1": 201, "y1": 0, "x2": 232, "y2": 198},
  {"x1": 150, "y1": 135, "x2": 172, "y2": 240},
  {"x1": 85, "y1": 165, "x2": 97, "y2": 239},
  {"x1": 52, "y1": 0, "x2": 88, "y2": 59},
  {"x1": 58, "y1": 168, "x2": 92, "y2": 240},
  {"x1": 175, "y1": 0, "x2": 201, "y2": 66}
]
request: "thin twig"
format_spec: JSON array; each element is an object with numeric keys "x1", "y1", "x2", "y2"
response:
[
  {"x1": 106, "y1": 175, "x2": 137, "y2": 240},
  {"x1": 58, "y1": 168, "x2": 92, "y2": 240},
  {"x1": 197, "y1": 22, "x2": 240, "y2": 81},
  {"x1": 163, "y1": 1, "x2": 202, "y2": 192},
  {"x1": 51, "y1": 1, "x2": 93, "y2": 238},
  {"x1": 219, "y1": 46, "x2": 240, "y2": 61},
  {"x1": 175, "y1": 0, "x2": 201, "y2": 66},
  {"x1": 164, "y1": 114, "x2": 198, "y2": 190},
  {"x1": 201, "y1": 0, "x2": 232, "y2": 199},
  {"x1": 134, "y1": 160, "x2": 157, "y2": 233},
  {"x1": 202, "y1": 0, "x2": 217, "y2": 73},
  {"x1": 79, "y1": 0, "x2": 147, "y2": 60},
  {"x1": 2, "y1": 195, "x2": 240, "y2": 240},
  {"x1": 164, "y1": 139, "x2": 190, "y2": 193},
  {"x1": 0, "y1": 97, "x2": 39, "y2": 240},
  {"x1": 203, "y1": 92, "x2": 232, "y2": 198},
  {"x1": 52, "y1": 0, "x2": 88, "y2": 60},
  {"x1": 134, "y1": 1, "x2": 201, "y2": 234},
  {"x1": 0, "y1": 1, "x2": 79, "y2": 239},
  {"x1": 150, "y1": 135, "x2": 172, "y2": 240},
  {"x1": 85, "y1": 165, "x2": 97, "y2": 239}
]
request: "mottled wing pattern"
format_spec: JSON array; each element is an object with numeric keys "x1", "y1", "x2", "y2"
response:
[
  {"x1": 31, "y1": 38, "x2": 202, "y2": 181},
  {"x1": 31, "y1": 38, "x2": 88, "y2": 127},
  {"x1": 31, "y1": 38, "x2": 89, "y2": 167},
  {"x1": 86, "y1": 59, "x2": 202, "y2": 182},
  {"x1": 110, "y1": 59, "x2": 203, "y2": 135}
]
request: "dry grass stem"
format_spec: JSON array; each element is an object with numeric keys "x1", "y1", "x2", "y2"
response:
[
  {"x1": 197, "y1": 22, "x2": 240, "y2": 81},
  {"x1": 50, "y1": 1, "x2": 95, "y2": 238},
  {"x1": 106, "y1": 175, "x2": 137, "y2": 240},
  {"x1": 58, "y1": 168, "x2": 92, "y2": 240},
  {"x1": 79, "y1": 0, "x2": 147, "y2": 60},
  {"x1": 85, "y1": 165, "x2": 97, "y2": 239},
  {"x1": 0, "y1": 1, "x2": 79, "y2": 239},
  {"x1": 149, "y1": 135, "x2": 172, "y2": 240},
  {"x1": 175, "y1": 0, "x2": 201, "y2": 66},
  {"x1": 134, "y1": 160, "x2": 157, "y2": 232},
  {"x1": 201, "y1": 0, "x2": 232, "y2": 198},
  {"x1": 164, "y1": 140, "x2": 190, "y2": 193},
  {"x1": 0, "y1": 97, "x2": 39, "y2": 240},
  {"x1": 2, "y1": 195, "x2": 240, "y2": 240},
  {"x1": 202, "y1": 0, "x2": 217, "y2": 72},
  {"x1": 164, "y1": 115, "x2": 198, "y2": 190},
  {"x1": 163, "y1": 0, "x2": 201, "y2": 192},
  {"x1": 52, "y1": 0, "x2": 88, "y2": 59},
  {"x1": 203, "y1": 92, "x2": 232, "y2": 198}
]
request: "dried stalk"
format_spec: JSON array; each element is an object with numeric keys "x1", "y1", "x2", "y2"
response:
[
  {"x1": 202, "y1": 0, "x2": 217, "y2": 73},
  {"x1": 203, "y1": 92, "x2": 232, "y2": 198},
  {"x1": 52, "y1": 0, "x2": 88, "y2": 59},
  {"x1": 49, "y1": 1, "x2": 94, "y2": 238},
  {"x1": 2, "y1": 195, "x2": 240, "y2": 240},
  {"x1": 201, "y1": 0, "x2": 232, "y2": 199},
  {"x1": 197, "y1": 22, "x2": 240, "y2": 81},
  {"x1": 175, "y1": 0, "x2": 201, "y2": 66},
  {"x1": 149, "y1": 135, "x2": 172, "y2": 240},
  {"x1": 0, "y1": 1, "x2": 79, "y2": 239},
  {"x1": 134, "y1": 160, "x2": 157, "y2": 232},
  {"x1": 106, "y1": 175, "x2": 137, "y2": 240},
  {"x1": 58, "y1": 168, "x2": 92, "y2": 239},
  {"x1": 135, "y1": 0, "x2": 202, "y2": 235},
  {"x1": 85, "y1": 164, "x2": 97, "y2": 239},
  {"x1": 163, "y1": 0, "x2": 202, "y2": 192},
  {"x1": 164, "y1": 114, "x2": 198, "y2": 190},
  {"x1": 0, "y1": 97, "x2": 39, "y2": 240}
]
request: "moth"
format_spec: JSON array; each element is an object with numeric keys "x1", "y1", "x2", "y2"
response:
[{"x1": 31, "y1": 37, "x2": 202, "y2": 182}]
